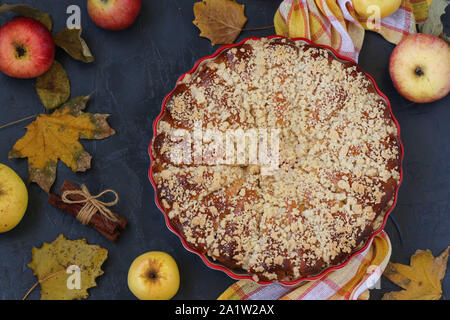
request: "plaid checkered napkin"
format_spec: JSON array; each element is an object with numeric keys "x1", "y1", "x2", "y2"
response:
[
  {"x1": 218, "y1": 231, "x2": 391, "y2": 300},
  {"x1": 274, "y1": 0, "x2": 421, "y2": 61}
]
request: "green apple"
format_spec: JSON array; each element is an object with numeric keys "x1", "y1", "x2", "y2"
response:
[
  {"x1": 127, "y1": 251, "x2": 180, "y2": 300},
  {"x1": 353, "y1": 0, "x2": 402, "y2": 19},
  {"x1": 0, "y1": 163, "x2": 28, "y2": 233}
]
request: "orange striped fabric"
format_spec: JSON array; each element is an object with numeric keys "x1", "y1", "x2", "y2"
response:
[
  {"x1": 218, "y1": 232, "x2": 391, "y2": 300},
  {"x1": 274, "y1": 0, "x2": 422, "y2": 61}
]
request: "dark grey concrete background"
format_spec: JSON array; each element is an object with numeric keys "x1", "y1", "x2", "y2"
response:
[{"x1": 0, "y1": 0, "x2": 448, "y2": 300}]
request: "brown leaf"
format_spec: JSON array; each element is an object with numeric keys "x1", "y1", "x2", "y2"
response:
[
  {"x1": 382, "y1": 247, "x2": 449, "y2": 300},
  {"x1": 193, "y1": 0, "x2": 247, "y2": 46},
  {"x1": 54, "y1": 28, "x2": 94, "y2": 63},
  {"x1": 418, "y1": 0, "x2": 450, "y2": 43},
  {"x1": 36, "y1": 61, "x2": 71, "y2": 110},
  {"x1": 9, "y1": 95, "x2": 115, "y2": 193},
  {"x1": 0, "y1": 4, "x2": 52, "y2": 31}
]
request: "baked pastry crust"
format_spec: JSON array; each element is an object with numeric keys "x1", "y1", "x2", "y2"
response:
[{"x1": 151, "y1": 37, "x2": 401, "y2": 282}]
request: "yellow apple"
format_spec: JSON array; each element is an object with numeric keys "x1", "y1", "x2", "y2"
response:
[
  {"x1": 353, "y1": 0, "x2": 402, "y2": 19},
  {"x1": 389, "y1": 33, "x2": 450, "y2": 103},
  {"x1": 0, "y1": 163, "x2": 28, "y2": 233},
  {"x1": 127, "y1": 251, "x2": 180, "y2": 300}
]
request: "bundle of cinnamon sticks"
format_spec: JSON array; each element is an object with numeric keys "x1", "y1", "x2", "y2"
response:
[{"x1": 49, "y1": 180, "x2": 127, "y2": 242}]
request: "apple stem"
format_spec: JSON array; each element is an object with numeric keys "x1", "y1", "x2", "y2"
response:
[
  {"x1": 415, "y1": 67, "x2": 424, "y2": 77},
  {"x1": 15, "y1": 45, "x2": 27, "y2": 58},
  {"x1": 0, "y1": 115, "x2": 37, "y2": 130}
]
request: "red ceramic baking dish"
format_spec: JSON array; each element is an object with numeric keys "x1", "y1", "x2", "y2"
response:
[{"x1": 148, "y1": 35, "x2": 404, "y2": 286}]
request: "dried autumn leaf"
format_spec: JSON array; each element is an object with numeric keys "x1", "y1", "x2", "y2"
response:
[
  {"x1": 0, "y1": 3, "x2": 52, "y2": 31},
  {"x1": 193, "y1": 0, "x2": 247, "y2": 45},
  {"x1": 9, "y1": 95, "x2": 115, "y2": 193},
  {"x1": 27, "y1": 234, "x2": 108, "y2": 300},
  {"x1": 382, "y1": 247, "x2": 449, "y2": 300},
  {"x1": 419, "y1": 0, "x2": 450, "y2": 43},
  {"x1": 54, "y1": 28, "x2": 94, "y2": 63},
  {"x1": 36, "y1": 61, "x2": 71, "y2": 110}
]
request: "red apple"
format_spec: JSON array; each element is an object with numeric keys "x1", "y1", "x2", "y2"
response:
[
  {"x1": 389, "y1": 33, "x2": 450, "y2": 103},
  {"x1": 87, "y1": 0, "x2": 142, "y2": 31},
  {"x1": 0, "y1": 17, "x2": 55, "y2": 79}
]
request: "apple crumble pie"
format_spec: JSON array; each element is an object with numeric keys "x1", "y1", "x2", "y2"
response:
[{"x1": 151, "y1": 37, "x2": 401, "y2": 282}]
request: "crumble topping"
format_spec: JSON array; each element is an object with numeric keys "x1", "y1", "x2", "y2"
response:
[{"x1": 152, "y1": 38, "x2": 401, "y2": 282}]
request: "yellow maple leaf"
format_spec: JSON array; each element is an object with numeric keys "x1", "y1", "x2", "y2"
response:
[
  {"x1": 9, "y1": 96, "x2": 115, "y2": 193},
  {"x1": 382, "y1": 246, "x2": 449, "y2": 300},
  {"x1": 193, "y1": 0, "x2": 247, "y2": 46}
]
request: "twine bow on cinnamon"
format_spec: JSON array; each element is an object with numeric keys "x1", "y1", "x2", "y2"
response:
[{"x1": 62, "y1": 185, "x2": 119, "y2": 225}]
